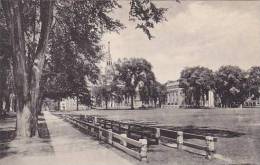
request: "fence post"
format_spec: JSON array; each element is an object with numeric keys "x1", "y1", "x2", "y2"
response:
[
  {"x1": 91, "y1": 127, "x2": 95, "y2": 135},
  {"x1": 177, "y1": 131, "x2": 183, "y2": 150},
  {"x1": 155, "y1": 128, "x2": 161, "y2": 145},
  {"x1": 206, "y1": 136, "x2": 215, "y2": 159},
  {"x1": 118, "y1": 123, "x2": 121, "y2": 133},
  {"x1": 139, "y1": 139, "x2": 148, "y2": 161},
  {"x1": 120, "y1": 134, "x2": 127, "y2": 147},
  {"x1": 94, "y1": 117, "x2": 98, "y2": 125},
  {"x1": 127, "y1": 125, "x2": 131, "y2": 138},
  {"x1": 98, "y1": 126, "x2": 102, "y2": 140},
  {"x1": 104, "y1": 120, "x2": 107, "y2": 129},
  {"x1": 111, "y1": 121, "x2": 114, "y2": 131},
  {"x1": 108, "y1": 129, "x2": 113, "y2": 144}
]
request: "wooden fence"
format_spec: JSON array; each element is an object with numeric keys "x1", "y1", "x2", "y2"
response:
[
  {"x1": 64, "y1": 115, "x2": 148, "y2": 161},
  {"x1": 159, "y1": 128, "x2": 217, "y2": 159},
  {"x1": 61, "y1": 114, "x2": 217, "y2": 159}
]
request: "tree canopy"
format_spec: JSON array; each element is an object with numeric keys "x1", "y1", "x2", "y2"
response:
[
  {"x1": 0, "y1": 0, "x2": 168, "y2": 137},
  {"x1": 247, "y1": 66, "x2": 260, "y2": 99},
  {"x1": 113, "y1": 58, "x2": 156, "y2": 109},
  {"x1": 179, "y1": 66, "x2": 214, "y2": 107},
  {"x1": 214, "y1": 65, "x2": 247, "y2": 107}
]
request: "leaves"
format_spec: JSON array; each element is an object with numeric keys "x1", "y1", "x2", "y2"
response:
[
  {"x1": 247, "y1": 66, "x2": 260, "y2": 99},
  {"x1": 129, "y1": 0, "x2": 167, "y2": 40},
  {"x1": 215, "y1": 65, "x2": 247, "y2": 107},
  {"x1": 179, "y1": 66, "x2": 214, "y2": 107}
]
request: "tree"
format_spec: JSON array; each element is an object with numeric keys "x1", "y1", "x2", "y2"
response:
[
  {"x1": 247, "y1": 66, "x2": 260, "y2": 99},
  {"x1": 1, "y1": 0, "x2": 167, "y2": 137},
  {"x1": 139, "y1": 80, "x2": 166, "y2": 108},
  {"x1": 42, "y1": 39, "x2": 100, "y2": 111},
  {"x1": 114, "y1": 58, "x2": 156, "y2": 109},
  {"x1": 179, "y1": 66, "x2": 215, "y2": 107},
  {"x1": 214, "y1": 65, "x2": 247, "y2": 107},
  {"x1": 91, "y1": 74, "x2": 114, "y2": 110},
  {"x1": 157, "y1": 83, "x2": 167, "y2": 108},
  {"x1": 0, "y1": 14, "x2": 12, "y2": 117}
]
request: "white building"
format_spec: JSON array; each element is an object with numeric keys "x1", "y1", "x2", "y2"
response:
[
  {"x1": 164, "y1": 80, "x2": 185, "y2": 108},
  {"x1": 164, "y1": 80, "x2": 215, "y2": 108}
]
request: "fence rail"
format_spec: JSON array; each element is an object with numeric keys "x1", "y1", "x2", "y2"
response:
[
  {"x1": 59, "y1": 113, "x2": 217, "y2": 159},
  {"x1": 64, "y1": 115, "x2": 148, "y2": 161},
  {"x1": 159, "y1": 128, "x2": 217, "y2": 159}
]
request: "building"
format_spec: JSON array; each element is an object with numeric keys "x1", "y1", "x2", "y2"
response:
[
  {"x1": 93, "y1": 42, "x2": 142, "y2": 109},
  {"x1": 164, "y1": 80, "x2": 215, "y2": 108},
  {"x1": 164, "y1": 80, "x2": 185, "y2": 108},
  {"x1": 59, "y1": 97, "x2": 88, "y2": 111},
  {"x1": 244, "y1": 95, "x2": 260, "y2": 107}
]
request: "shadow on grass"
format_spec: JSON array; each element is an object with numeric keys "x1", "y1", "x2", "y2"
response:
[{"x1": 159, "y1": 125, "x2": 245, "y2": 138}]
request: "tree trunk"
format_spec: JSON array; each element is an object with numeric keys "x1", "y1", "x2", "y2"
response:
[
  {"x1": 105, "y1": 99, "x2": 108, "y2": 110},
  {"x1": 76, "y1": 95, "x2": 79, "y2": 111},
  {"x1": 154, "y1": 98, "x2": 157, "y2": 108},
  {"x1": 0, "y1": 98, "x2": 3, "y2": 116},
  {"x1": 16, "y1": 99, "x2": 32, "y2": 137},
  {"x1": 4, "y1": 94, "x2": 10, "y2": 112},
  {"x1": 57, "y1": 99, "x2": 60, "y2": 111},
  {"x1": 12, "y1": 96, "x2": 17, "y2": 112},
  {"x1": 2, "y1": 0, "x2": 54, "y2": 137},
  {"x1": 130, "y1": 95, "x2": 134, "y2": 110}
]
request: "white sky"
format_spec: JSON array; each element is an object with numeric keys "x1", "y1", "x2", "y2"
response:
[{"x1": 101, "y1": 1, "x2": 260, "y2": 83}]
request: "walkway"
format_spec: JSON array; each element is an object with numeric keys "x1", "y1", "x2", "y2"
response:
[{"x1": 0, "y1": 111, "x2": 133, "y2": 165}]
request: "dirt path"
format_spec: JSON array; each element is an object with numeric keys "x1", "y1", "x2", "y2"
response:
[{"x1": 0, "y1": 111, "x2": 133, "y2": 165}]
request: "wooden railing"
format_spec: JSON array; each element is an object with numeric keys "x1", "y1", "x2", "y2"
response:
[
  {"x1": 61, "y1": 114, "x2": 217, "y2": 159},
  {"x1": 64, "y1": 115, "x2": 148, "y2": 161},
  {"x1": 159, "y1": 128, "x2": 217, "y2": 159},
  {"x1": 78, "y1": 115, "x2": 159, "y2": 144}
]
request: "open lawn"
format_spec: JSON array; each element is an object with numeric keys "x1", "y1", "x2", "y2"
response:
[{"x1": 67, "y1": 108, "x2": 260, "y2": 165}]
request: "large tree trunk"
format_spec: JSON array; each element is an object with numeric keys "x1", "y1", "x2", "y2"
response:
[
  {"x1": 2, "y1": 0, "x2": 54, "y2": 137},
  {"x1": 16, "y1": 99, "x2": 32, "y2": 137}
]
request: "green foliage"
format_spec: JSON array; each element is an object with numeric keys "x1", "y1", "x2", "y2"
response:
[{"x1": 214, "y1": 65, "x2": 247, "y2": 107}]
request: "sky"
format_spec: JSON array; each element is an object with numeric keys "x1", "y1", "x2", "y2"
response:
[{"x1": 101, "y1": 0, "x2": 260, "y2": 83}]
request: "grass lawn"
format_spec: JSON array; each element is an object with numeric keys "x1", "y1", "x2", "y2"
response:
[{"x1": 67, "y1": 108, "x2": 260, "y2": 165}]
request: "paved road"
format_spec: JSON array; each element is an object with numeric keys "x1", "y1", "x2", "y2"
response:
[{"x1": 0, "y1": 111, "x2": 133, "y2": 165}]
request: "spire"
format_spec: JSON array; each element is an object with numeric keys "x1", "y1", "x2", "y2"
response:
[{"x1": 107, "y1": 41, "x2": 112, "y2": 66}]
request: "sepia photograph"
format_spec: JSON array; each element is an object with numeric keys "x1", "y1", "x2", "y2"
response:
[{"x1": 0, "y1": 0, "x2": 260, "y2": 165}]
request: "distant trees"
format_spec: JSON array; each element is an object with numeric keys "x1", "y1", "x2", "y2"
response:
[
  {"x1": 247, "y1": 66, "x2": 260, "y2": 99},
  {"x1": 113, "y1": 58, "x2": 156, "y2": 109},
  {"x1": 93, "y1": 57, "x2": 166, "y2": 110},
  {"x1": 139, "y1": 81, "x2": 166, "y2": 108},
  {"x1": 214, "y1": 66, "x2": 247, "y2": 107},
  {"x1": 179, "y1": 66, "x2": 215, "y2": 107},
  {"x1": 179, "y1": 65, "x2": 260, "y2": 108}
]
